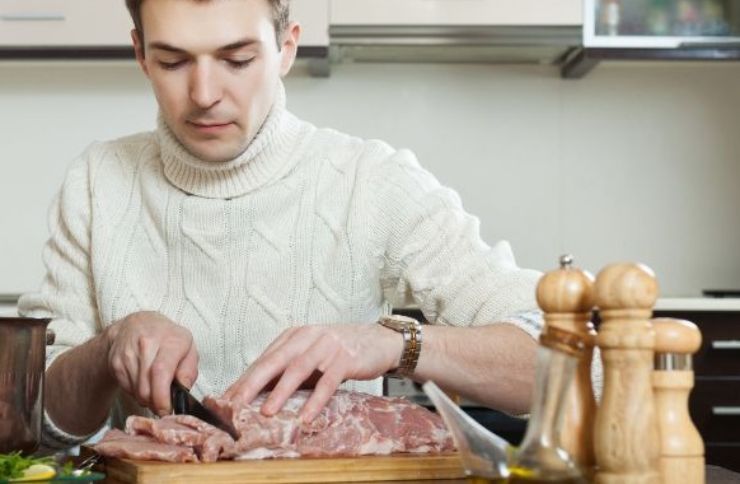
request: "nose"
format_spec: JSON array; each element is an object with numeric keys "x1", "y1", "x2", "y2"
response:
[{"x1": 189, "y1": 59, "x2": 222, "y2": 109}]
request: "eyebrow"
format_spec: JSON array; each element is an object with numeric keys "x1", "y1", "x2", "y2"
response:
[{"x1": 148, "y1": 39, "x2": 261, "y2": 54}]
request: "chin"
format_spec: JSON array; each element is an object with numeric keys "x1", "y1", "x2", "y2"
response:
[{"x1": 188, "y1": 143, "x2": 246, "y2": 164}]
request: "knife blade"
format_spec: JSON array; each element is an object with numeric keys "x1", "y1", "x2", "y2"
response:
[{"x1": 170, "y1": 379, "x2": 240, "y2": 440}]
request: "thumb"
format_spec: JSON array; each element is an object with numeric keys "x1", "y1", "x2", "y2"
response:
[{"x1": 175, "y1": 343, "x2": 199, "y2": 389}]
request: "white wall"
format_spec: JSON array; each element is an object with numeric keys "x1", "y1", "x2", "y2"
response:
[{"x1": 1, "y1": 60, "x2": 740, "y2": 296}]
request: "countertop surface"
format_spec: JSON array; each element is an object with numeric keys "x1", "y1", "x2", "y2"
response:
[
  {"x1": 654, "y1": 297, "x2": 740, "y2": 311},
  {"x1": 399, "y1": 298, "x2": 740, "y2": 313}
]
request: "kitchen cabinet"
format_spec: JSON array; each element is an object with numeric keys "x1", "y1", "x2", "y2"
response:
[
  {"x1": 563, "y1": 0, "x2": 740, "y2": 78},
  {"x1": 293, "y1": 0, "x2": 329, "y2": 49},
  {"x1": 0, "y1": 0, "x2": 328, "y2": 57},
  {"x1": 328, "y1": 0, "x2": 582, "y2": 69},
  {"x1": 0, "y1": 0, "x2": 130, "y2": 46},
  {"x1": 330, "y1": 0, "x2": 582, "y2": 26}
]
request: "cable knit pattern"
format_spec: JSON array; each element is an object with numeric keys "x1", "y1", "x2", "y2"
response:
[{"x1": 18, "y1": 83, "x2": 544, "y2": 445}]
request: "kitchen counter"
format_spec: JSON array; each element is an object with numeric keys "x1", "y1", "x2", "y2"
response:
[
  {"x1": 0, "y1": 304, "x2": 17, "y2": 317},
  {"x1": 655, "y1": 298, "x2": 740, "y2": 311},
  {"x1": 398, "y1": 298, "x2": 740, "y2": 314}
]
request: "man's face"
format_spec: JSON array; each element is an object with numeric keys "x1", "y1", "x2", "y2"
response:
[{"x1": 134, "y1": 0, "x2": 298, "y2": 163}]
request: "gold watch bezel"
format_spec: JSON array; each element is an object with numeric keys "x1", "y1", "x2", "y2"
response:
[{"x1": 378, "y1": 314, "x2": 419, "y2": 332}]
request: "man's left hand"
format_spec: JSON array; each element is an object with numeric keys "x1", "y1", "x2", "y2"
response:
[{"x1": 223, "y1": 324, "x2": 403, "y2": 423}]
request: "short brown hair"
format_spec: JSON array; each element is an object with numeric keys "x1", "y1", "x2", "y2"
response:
[{"x1": 125, "y1": 0, "x2": 290, "y2": 49}]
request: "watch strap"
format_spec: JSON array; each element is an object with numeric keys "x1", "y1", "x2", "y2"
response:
[{"x1": 379, "y1": 315, "x2": 422, "y2": 377}]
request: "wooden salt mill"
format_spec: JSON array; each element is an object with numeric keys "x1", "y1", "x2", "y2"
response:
[
  {"x1": 652, "y1": 318, "x2": 705, "y2": 484},
  {"x1": 536, "y1": 255, "x2": 597, "y2": 474},
  {"x1": 593, "y1": 263, "x2": 661, "y2": 484}
]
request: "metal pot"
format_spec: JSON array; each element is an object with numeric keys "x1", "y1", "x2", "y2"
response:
[{"x1": 0, "y1": 317, "x2": 52, "y2": 454}]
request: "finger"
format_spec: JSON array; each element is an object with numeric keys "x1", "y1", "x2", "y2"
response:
[
  {"x1": 259, "y1": 327, "x2": 299, "y2": 359},
  {"x1": 262, "y1": 335, "x2": 339, "y2": 416},
  {"x1": 136, "y1": 338, "x2": 159, "y2": 406},
  {"x1": 222, "y1": 328, "x2": 297, "y2": 400},
  {"x1": 297, "y1": 370, "x2": 324, "y2": 390},
  {"x1": 149, "y1": 345, "x2": 188, "y2": 416},
  {"x1": 121, "y1": 347, "x2": 141, "y2": 403},
  {"x1": 109, "y1": 352, "x2": 133, "y2": 395},
  {"x1": 225, "y1": 329, "x2": 318, "y2": 404},
  {"x1": 299, "y1": 355, "x2": 346, "y2": 423},
  {"x1": 175, "y1": 343, "x2": 199, "y2": 389},
  {"x1": 225, "y1": 350, "x2": 292, "y2": 406}
]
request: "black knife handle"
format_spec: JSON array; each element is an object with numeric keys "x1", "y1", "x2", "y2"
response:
[{"x1": 170, "y1": 380, "x2": 189, "y2": 415}]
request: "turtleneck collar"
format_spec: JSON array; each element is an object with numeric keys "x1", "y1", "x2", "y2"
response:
[{"x1": 157, "y1": 82, "x2": 305, "y2": 199}]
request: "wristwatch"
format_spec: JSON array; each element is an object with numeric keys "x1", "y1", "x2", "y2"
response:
[{"x1": 377, "y1": 314, "x2": 422, "y2": 377}]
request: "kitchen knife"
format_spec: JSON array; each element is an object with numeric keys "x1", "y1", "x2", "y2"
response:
[{"x1": 170, "y1": 379, "x2": 240, "y2": 440}]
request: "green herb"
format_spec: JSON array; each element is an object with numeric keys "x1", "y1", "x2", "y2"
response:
[
  {"x1": 0, "y1": 452, "x2": 54, "y2": 480},
  {"x1": 56, "y1": 460, "x2": 90, "y2": 478},
  {"x1": 58, "y1": 460, "x2": 75, "y2": 477}
]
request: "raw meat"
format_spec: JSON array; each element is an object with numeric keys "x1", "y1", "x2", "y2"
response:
[
  {"x1": 204, "y1": 390, "x2": 454, "y2": 459},
  {"x1": 95, "y1": 390, "x2": 453, "y2": 463},
  {"x1": 125, "y1": 414, "x2": 236, "y2": 462},
  {"x1": 94, "y1": 429, "x2": 198, "y2": 463}
]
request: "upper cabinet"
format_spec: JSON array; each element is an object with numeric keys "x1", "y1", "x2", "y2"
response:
[
  {"x1": 293, "y1": 0, "x2": 329, "y2": 48},
  {"x1": 584, "y1": 0, "x2": 740, "y2": 47},
  {"x1": 563, "y1": 0, "x2": 740, "y2": 78},
  {"x1": 327, "y1": 0, "x2": 582, "y2": 69},
  {"x1": 0, "y1": 0, "x2": 131, "y2": 46},
  {"x1": 0, "y1": 0, "x2": 328, "y2": 53},
  {"x1": 330, "y1": 0, "x2": 582, "y2": 26}
]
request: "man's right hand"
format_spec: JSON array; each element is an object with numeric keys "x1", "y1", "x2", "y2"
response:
[{"x1": 104, "y1": 311, "x2": 199, "y2": 416}]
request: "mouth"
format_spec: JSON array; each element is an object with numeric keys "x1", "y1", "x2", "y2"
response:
[{"x1": 186, "y1": 120, "x2": 235, "y2": 134}]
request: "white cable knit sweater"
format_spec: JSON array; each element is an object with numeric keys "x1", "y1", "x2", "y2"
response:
[{"x1": 19, "y1": 84, "x2": 543, "y2": 447}]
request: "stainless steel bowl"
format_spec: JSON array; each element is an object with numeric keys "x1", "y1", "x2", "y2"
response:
[{"x1": 0, "y1": 317, "x2": 51, "y2": 454}]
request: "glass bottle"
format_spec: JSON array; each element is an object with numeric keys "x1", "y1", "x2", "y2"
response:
[{"x1": 507, "y1": 326, "x2": 587, "y2": 484}]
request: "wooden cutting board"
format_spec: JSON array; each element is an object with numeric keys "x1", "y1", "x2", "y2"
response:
[{"x1": 99, "y1": 453, "x2": 467, "y2": 483}]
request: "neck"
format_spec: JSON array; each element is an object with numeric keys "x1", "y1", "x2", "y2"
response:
[{"x1": 157, "y1": 82, "x2": 304, "y2": 199}]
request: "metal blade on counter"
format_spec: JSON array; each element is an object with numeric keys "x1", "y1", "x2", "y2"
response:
[{"x1": 423, "y1": 381, "x2": 511, "y2": 480}]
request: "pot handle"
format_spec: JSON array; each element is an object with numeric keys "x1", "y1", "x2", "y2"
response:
[{"x1": 46, "y1": 328, "x2": 55, "y2": 345}]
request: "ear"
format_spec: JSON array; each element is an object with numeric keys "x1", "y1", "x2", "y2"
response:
[
  {"x1": 131, "y1": 29, "x2": 149, "y2": 77},
  {"x1": 279, "y1": 21, "x2": 301, "y2": 77}
]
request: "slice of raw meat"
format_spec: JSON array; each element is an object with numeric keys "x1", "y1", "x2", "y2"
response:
[
  {"x1": 94, "y1": 428, "x2": 198, "y2": 463},
  {"x1": 126, "y1": 415, "x2": 236, "y2": 462}
]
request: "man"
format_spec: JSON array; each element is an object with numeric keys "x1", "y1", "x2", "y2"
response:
[{"x1": 19, "y1": 0, "x2": 543, "y2": 449}]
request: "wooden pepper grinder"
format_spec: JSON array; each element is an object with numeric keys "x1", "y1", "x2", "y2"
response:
[
  {"x1": 536, "y1": 255, "x2": 597, "y2": 474},
  {"x1": 593, "y1": 263, "x2": 661, "y2": 484},
  {"x1": 652, "y1": 318, "x2": 705, "y2": 484}
]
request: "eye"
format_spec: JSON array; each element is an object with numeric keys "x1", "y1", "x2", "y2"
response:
[
  {"x1": 158, "y1": 60, "x2": 187, "y2": 70},
  {"x1": 225, "y1": 58, "x2": 254, "y2": 69}
]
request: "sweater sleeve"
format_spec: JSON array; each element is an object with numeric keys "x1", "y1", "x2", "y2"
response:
[
  {"x1": 366, "y1": 148, "x2": 543, "y2": 338},
  {"x1": 17, "y1": 146, "x2": 105, "y2": 448}
]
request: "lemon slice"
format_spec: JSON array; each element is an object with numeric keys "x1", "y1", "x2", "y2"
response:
[{"x1": 11, "y1": 463, "x2": 56, "y2": 482}]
